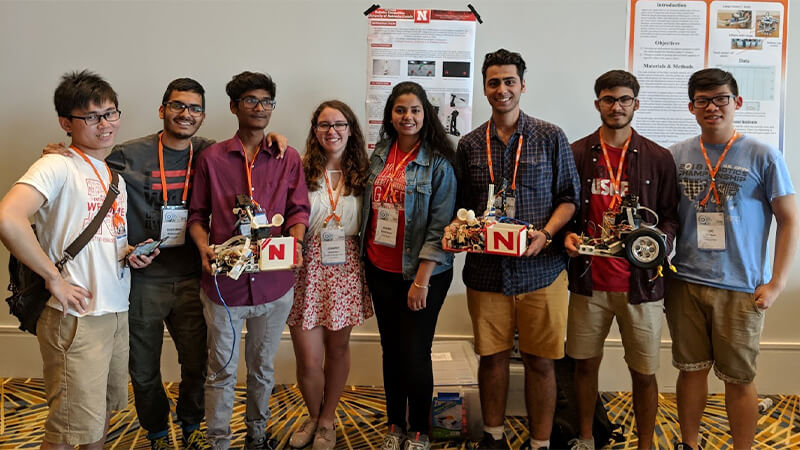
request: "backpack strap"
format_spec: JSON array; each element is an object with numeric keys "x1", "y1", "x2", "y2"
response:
[{"x1": 56, "y1": 170, "x2": 120, "y2": 270}]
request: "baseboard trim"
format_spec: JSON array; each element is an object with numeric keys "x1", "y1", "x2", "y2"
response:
[{"x1": 2, "y1": 326, "x2": 799, "y2": 393}]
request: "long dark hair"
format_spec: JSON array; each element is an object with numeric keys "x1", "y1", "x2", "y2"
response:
[
  {"x1": 303, "y1": 100, "x2": 368, "y2": 196},
  {"x1": 379, "y1": 81, "x2": 455, "y2": 163}
]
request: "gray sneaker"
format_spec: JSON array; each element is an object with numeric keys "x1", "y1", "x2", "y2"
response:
[
  {"x1": 381, "y1": 425, "x2": 406, "y2": 450},
  {"x1": 568, "y1": 437, "x2": 595, "y2": 450},
  {"x1": 404, "y1": 432, "x2": 430, "y2": 450}
]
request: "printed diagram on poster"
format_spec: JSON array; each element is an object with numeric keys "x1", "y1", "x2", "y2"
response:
[
  {"x1": 626, "y1": 0, "x2": 788, "y2": 151},
  {"x1": 366, "y1": 9, "x2": 477, "y2": 149}
]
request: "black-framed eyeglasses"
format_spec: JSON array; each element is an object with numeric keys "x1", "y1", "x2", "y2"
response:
[
  {"x1": 316, "y1": 122, "x2": 349, "y2": 132},
  {"x1": 163, "y1": 101, "x2": 204, "y2": 115},
  {"x1": 68, "y1": 110, "x2": 122, "y2": 125},
  {"x1": 598, "y1": 95, "x2": 636, "y2": 107},
  {"x1": 691, "y1": 95, "x2": 735, "y2": 108},
  {"x1": 237, "y1": 96, "x2": 277, "y2": 111}
]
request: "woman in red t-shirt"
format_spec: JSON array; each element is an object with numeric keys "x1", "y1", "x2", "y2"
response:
[{"x1": 358, "y1": 82, "x2": 458, "y2": 450}]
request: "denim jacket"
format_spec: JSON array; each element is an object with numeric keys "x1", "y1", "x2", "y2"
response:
[{"x1": 359, "y1": 140, "x2": 457, "y2": 280}]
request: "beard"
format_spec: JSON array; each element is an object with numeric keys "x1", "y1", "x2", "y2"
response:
[{"x1": 601, "y1": 113, "x2": 633, "y2": 130}]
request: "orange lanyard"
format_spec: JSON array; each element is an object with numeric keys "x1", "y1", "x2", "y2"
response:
[
  {"x1": 237, "y1": 135, "x2": 263, "y2": 207},
  {"x1": 70, "y1": 146, "x2": 125, "y2": 230},
  {"x1": 380, "y1": 140, "x2": 420, "y2": 203},
  {"x1": 485, "y1": 122, "x2": 523, "y2": 190},
  {"x1": 598, "y1": 130, "x2": 631, "y2": 211},
  {"x1": 157, "y1": 132, "x2": 193, "y2": 205},
  {"x1": 323, "y1": 170, "x2": 344, "y2": 226},
  {"x1": 699, "y1": 130, "x2": 739, "y2": 208}
]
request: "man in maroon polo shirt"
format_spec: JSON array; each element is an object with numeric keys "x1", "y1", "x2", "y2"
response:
[
  {"x1": 188, "y1": 71, "x2": 309, "y2": 450},
  {"x1": 564, "y1": 70, "x2": 678, "y2": 450}
]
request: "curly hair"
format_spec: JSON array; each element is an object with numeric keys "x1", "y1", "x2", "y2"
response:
[
  {"x1": 303, "y1": 100, "x2": 368, "y2": 196},
  {"x1": 378, "y1": 81, "x2": 455, "y2": 164}
]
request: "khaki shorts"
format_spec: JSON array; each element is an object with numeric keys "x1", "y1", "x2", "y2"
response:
[
  {"x1": 665, "y1": 278, "x2": 764, "y2": 384},
  {"x1": 37, "y1": 306, "x2": 129, "y2": 445},
  {"x1": 566, "y1": 291, "x2": 663, "y2": 375},
  {"x1": 467, "y1": 271, "x2": 568, "y2": 359}
]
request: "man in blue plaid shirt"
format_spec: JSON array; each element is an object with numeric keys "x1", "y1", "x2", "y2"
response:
[{"x1": 454, "y1": 49, "x2": 580, "y2": 450}]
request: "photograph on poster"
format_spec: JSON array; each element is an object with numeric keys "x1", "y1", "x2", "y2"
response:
[
  {"x1": 756, "y1": 11, "x2": 780, "y2": 37},
  {"x1": 442, "y1": 61, "x2": 470, "y2": 78},
  {"x1": 372, "y1": 59, "x2": 401, "y2": 77},
  {"x1": 407, "y1": 60, "x2": 436, "y2": 77},
  {"x1": 717, "y1": 9, "x2": 752, "y2": 29},
  {"x1": 731, "y1": 38, "x2": 763, "y2": 49}
]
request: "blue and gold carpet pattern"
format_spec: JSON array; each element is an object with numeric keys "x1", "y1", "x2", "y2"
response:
[{"x1": 1, "y1": 379, "x2": 798, "y2": 449}]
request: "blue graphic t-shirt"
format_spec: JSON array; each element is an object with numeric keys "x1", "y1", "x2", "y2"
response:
[{"x1": 669, "y1": 134, "x2": 794, "y2": 292}]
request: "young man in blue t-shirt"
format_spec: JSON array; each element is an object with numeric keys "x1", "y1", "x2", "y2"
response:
[{"x1": 667, "y1": 68, "x2": 799, "y2": 449}]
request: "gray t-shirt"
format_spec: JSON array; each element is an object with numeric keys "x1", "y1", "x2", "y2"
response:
[
  {"x1": 669, "y1": 134, "x2": 794, "y2": 292},
  {"x1": 106, "y1": 132, "x2": 215, "y2": 280}
]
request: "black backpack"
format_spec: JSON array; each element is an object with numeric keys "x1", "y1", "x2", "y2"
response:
[{"x1": 550, "y1": 355, "x2": 624, "y2": 448}]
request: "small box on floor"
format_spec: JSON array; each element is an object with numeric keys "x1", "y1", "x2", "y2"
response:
[{"x1": 431, "y1": 341, "x2": 482, "y2": 441}]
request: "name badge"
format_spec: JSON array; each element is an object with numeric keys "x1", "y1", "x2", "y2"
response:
[
  {"x1": 374, "y1": 205, "x2": 399, "y2": 247},
  {"x1": 320, "y1": 226, "x2": 346, "y2": 265},
  {"x1": 160, "y1": 206, "x2": 188, "y2": 248},
  {"x1": 697, "y1": 212, "x2": 726, "y2": 250},
  {"x1": 504, "y1": 194, "x2": 516, "y2": 219}
]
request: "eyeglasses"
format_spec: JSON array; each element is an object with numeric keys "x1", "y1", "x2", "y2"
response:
[
  {"x1": 237, "y1": 96, "x2": 277, "y2": 111},
  {"x1": 598, "y1": 95, "x2": 636, "y2": 107},
  {"x1": 163, "y1": 101, "x2": 204, "y2": 115},
  {"x1": 316, "y1": 122, "x2": 349, "y2": 132},
  {"x1": 68, "y1": 110, "x2": 122, "y2": 125},
  {"x1": 691, "y1": 95, "x2": 735, "y2": 108}
]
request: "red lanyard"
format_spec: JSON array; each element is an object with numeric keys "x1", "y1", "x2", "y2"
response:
[
  {"x1": 157, "y1": 132, "x2": 193, "y2": 205},
  {"x1": 380, "y1": 140, "x2": 420, "y2": 203},
  {"x1": 485, "y1": 122, "x2": 523, "y2": 190},
  {"x1": 598, "y1": 130, "x2": 631, "y2": 211},
  {"x1": 323, "y1": 170, "x2": 343, "y2": 226},
  {"x1": 699, "y1": 130, "x2": 739, "y2": 208},
  {"x1": 237, "y1": 135, "x2": 263, "y2": 207},
  {"x1": 70, "y1": 146, "x2": 125, "y2": 230}
]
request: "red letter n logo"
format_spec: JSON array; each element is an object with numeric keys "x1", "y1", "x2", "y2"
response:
[
  {"x1": 414, "y1": 10, "x2": 430, "y2": 23},
  {"x1": 495, "y1": 232, "x2": 513, "y2": 250},
  {"x1": 268, "y1": 243, "x2": 285, "y2": 260}
]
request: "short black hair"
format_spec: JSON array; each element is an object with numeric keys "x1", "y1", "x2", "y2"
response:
[
  {"x1": 225, "y1": 71, "x2": 276, "y2": 101},
  {"x1": 688, "y1": 68, "x2": 739, "y2": 99},
  {"x1": 594, "y1": 70, "x2": 640, "y2": 97},
  {"x1": 481, "y1": 49, "x2": 526, "y2": 83},
  {"x1": 162, "y1": 78, "x2": 206, "y2": 108},
  {"x1": 53, "y1": 69, "x2": 118, "y2": 117}
]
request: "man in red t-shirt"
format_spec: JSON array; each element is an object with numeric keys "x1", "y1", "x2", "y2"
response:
[{"x1": 564, "y1": 70, "x2": 679, "y2": 450}]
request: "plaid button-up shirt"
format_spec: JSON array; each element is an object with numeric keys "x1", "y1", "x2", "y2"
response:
[{"x1": 455, "y1": 111, "x2": 580, "y2": 295}]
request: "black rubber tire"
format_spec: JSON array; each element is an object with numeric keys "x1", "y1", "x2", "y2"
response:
[{"x1": 624, "y1": 228, "x2": 666, "y2": 269}]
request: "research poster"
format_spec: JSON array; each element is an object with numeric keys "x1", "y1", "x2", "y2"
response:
[
  {"x1": 366, "y1": 8, "x2": 477, "y2": 149},
  {"x1": 626, "y1": 0, "x2": 788, "y2": 150}
]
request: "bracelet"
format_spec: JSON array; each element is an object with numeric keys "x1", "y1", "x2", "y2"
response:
[
  {"x1": 413, "y1": 280, "x2": 430, "y2": 289},
  {"x1": 297, "y1": 239, "x2": 306, "y2": 253}
]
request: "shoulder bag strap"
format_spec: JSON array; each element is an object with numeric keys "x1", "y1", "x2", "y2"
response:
[{"x1": 56, "y1": 170, "x2": 121, "y2": 270}]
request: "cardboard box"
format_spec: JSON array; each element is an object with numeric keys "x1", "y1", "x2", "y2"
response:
[
  {"x1": 443, "y1": 222, "x2": 528, "y2": 257},
  {"x1": 257, "y1": 236, "x2": 297, "y2": 271},
  {"x1": 484, "y1": 223, "x2": 528, "y2": 257},
  {"x1": 431, "y1": 341, "x2": 482, "y2": 441}
]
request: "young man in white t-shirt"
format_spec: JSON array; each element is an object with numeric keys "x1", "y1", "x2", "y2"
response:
[{"x1": 0, "y1": 70, "x2": 156, "y2": 449}]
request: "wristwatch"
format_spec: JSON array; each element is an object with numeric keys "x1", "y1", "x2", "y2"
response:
[{"x1": 541, "y1": 229, "x2": 552, "y2": 247}]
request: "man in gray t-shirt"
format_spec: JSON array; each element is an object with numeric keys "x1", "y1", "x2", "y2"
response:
[{"x1": 666, "y1": 68, "x2": 798, "y2": 450}]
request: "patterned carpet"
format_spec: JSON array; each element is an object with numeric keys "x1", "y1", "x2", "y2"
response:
[{"x1": 1, "y1": 378, "x2": 799, "y2": 449}]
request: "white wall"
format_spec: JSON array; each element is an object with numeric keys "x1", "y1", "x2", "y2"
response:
[{"x1": 0, "y1": 0, "x2": 798, "y2": 394}]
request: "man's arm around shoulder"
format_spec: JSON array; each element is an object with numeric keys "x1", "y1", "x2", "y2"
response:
[{"x1": 0, "y1": 184, "x2": 91, "y2": 315}]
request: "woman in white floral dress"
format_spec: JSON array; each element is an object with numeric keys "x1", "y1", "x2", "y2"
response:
[{"x1": 286, "y1": 100, "x2": 373, "y2": 450}]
